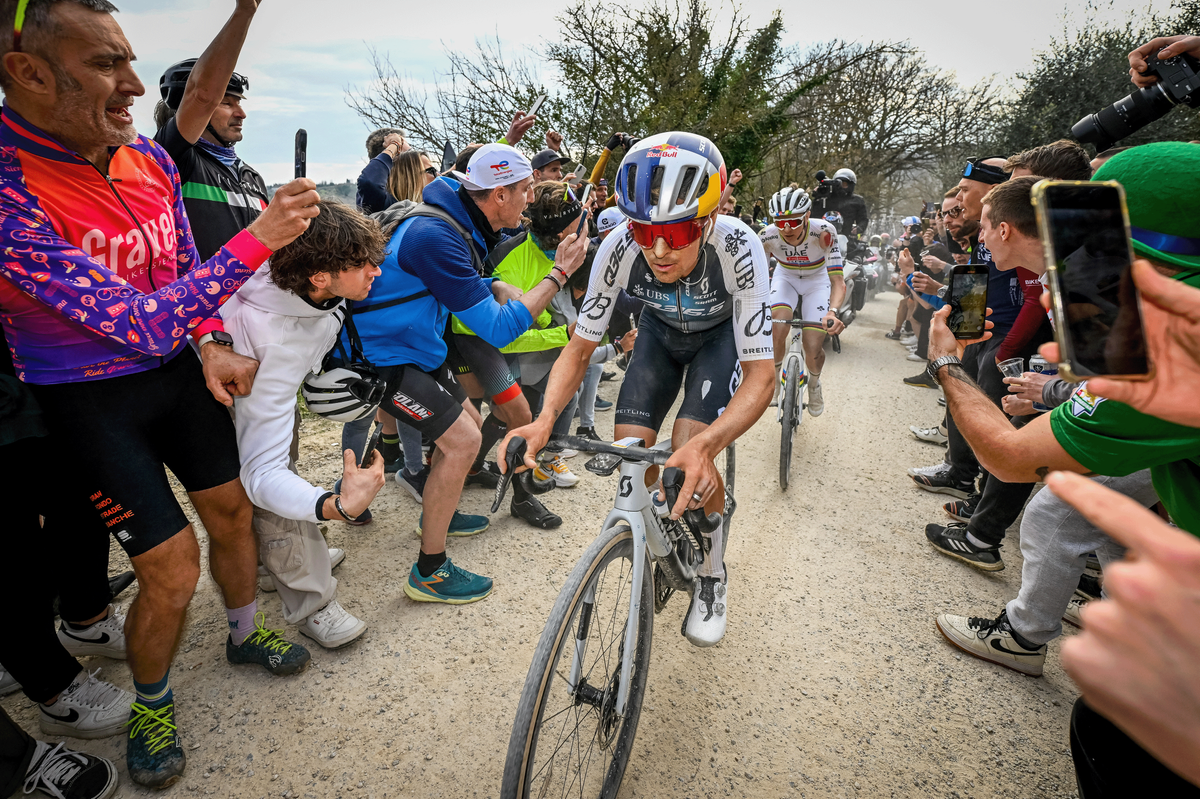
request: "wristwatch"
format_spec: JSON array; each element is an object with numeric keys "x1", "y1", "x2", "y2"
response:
[
  {"x1": 197, "y1": 330, "x2": 234, "y2": 348},
  {"x1": 926, "y1": 355, "x2": 962, "y2": 386},
  {"x1": 935, "y1": 285, "x2": 950, "y2": 299}
]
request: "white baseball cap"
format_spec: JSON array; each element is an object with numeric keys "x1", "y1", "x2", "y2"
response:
[
  {"x1": 597, "y1": 207, "x2": 625, "y2": 234},
  {"x1": 453, "y1": 143, "x2": 533, "y2": 191}
]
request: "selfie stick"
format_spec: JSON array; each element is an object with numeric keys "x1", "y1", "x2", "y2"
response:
[{"x1": 577, "y1": 89, "x2": 602, "y2": 177}]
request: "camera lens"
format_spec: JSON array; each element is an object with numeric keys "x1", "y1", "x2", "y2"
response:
[{"x1": 1072, "y1": 83, "x2": 1176, "y2": 149}]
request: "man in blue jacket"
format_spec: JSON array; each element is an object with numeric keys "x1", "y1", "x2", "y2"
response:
[{"x1": 346, "y1": 144, "x2": 587, "y2": 603}]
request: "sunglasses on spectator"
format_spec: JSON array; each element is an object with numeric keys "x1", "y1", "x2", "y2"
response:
[
  {"x1": 774, "y1": 216, "x2": 807, "y2": 229},
  {"x1": 942, "y1": 206, "x2": 964, "y2": 218},
  {"x1": 962, "y1": 157, "x2": 1009, "y2": 184},
  {"x1": 425, "y1": 167, "x2": 438, "y2": 178},
  {"x1": 630, "y1": 218, "x2": 708, "y2": 250}
]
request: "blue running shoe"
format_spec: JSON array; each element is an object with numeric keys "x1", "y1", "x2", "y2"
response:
[
  {"x1": 414, "y1": 510, "x2": 489, "y2": 538},
  {"x1": 594, "y1": 397, "x2": 613, "y2": 411},
  {"x1": 404, "y1": 558, "x2": 493, "y2": 604},
  {"x1": 126, "y1": 702, "x2": 185, "y2": 789},
  {"x1": 226, "y1": 612, "x2": 311, "y2": 675}
]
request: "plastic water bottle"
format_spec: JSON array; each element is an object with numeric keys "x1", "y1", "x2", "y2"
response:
[{"x1": 1029, "y1": 355, "x2": 1057, "y2": 412}]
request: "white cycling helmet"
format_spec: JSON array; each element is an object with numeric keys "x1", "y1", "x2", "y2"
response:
[
  {"x1": 833, "y1": 168, "x2": 857, "y2": 186},
  {"x1": 768, "y1": 187, "x2": 811, "y2": 219},
  {"x1": 614, "y1": 131, "x2": 726, "y2": 223},
  {"x1": 301, "y1": 366, "x2": 386, "y2": 423}
]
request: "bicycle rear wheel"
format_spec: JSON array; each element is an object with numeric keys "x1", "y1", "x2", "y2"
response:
[
  {"x1": 501, "y1": 524, "x2": 653, "y2": 799},
  {"x1": 778, "y1": 355, "x2": 799, "y2": 490}
]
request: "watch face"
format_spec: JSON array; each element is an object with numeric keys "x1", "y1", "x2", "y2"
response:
[{"x1": 212, "y1": 331, "x2": 235, "y2": 345}]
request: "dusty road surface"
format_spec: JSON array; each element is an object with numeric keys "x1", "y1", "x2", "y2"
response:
[{"x1": 4, "y1": 290, "x2": 1084, "y2": 798}]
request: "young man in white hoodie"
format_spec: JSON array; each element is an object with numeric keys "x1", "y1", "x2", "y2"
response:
[{"x1": 220, "y1": 201, "x2": 387, "y2": 648}]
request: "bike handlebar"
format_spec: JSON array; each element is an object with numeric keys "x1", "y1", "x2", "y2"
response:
[{"x1": 551, "y1": 434, "x2": 673, "y2": 467}]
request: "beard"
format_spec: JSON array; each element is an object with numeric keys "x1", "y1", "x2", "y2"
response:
[{"x1": 49, "y1": 80, "x2": 138, "y2": 153}]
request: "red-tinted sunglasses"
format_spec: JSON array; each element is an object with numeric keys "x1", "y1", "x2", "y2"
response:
[
  {"x1": 629, "y1": 219, "x2": 707, "y2": 250},
  {"x1": 775, "y1": 216, "x2": 807, "y2": 229}
]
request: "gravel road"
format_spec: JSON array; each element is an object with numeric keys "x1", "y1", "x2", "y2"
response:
[{"x1": 3, "y1": 289, "x2": 1083, "y2": 798}]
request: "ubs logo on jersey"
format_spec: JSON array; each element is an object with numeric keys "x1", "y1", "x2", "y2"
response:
[
  {"x1": 743, "y1": 302, "x2": 772, "y2": 337},
  {"x1": 733, "y1": 251, "x2": 755, "y2": 290},
  {"x1": 580, "y1": 295, "x2": 612, "y2": 320},
  {"x1": 724, "y1": 230, "x2": 747, "y2": 256}
]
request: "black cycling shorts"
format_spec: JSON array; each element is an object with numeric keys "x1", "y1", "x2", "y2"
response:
[
  {"x1": 615, "y1": 311, "x2": 742, "y2": 431},
  {"x1": 443, "y1": 332, "x2": 522, "y2": 404},
  {"x1": 29, "y1": 348, "x2": 242, "y2": 559},
  {"x1": 377, "y1": 361, "x2": 468, "y2": 442}
]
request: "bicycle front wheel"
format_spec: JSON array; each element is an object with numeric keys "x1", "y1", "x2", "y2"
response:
[
  {"x1": 501, "y1": 524, "x2": 654, "y2": 799},
  {"x1": 779, "y1": 356, "x2": 799, "y2": 490}
]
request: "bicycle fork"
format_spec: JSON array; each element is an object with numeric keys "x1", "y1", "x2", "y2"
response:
[{"x1": 567, "y1": 457, "x2": 680, "y2": 719}]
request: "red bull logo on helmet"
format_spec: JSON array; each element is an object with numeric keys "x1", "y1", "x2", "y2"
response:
[{"x1": 646, "y1": 144, "x2": 679, "y2": 159}]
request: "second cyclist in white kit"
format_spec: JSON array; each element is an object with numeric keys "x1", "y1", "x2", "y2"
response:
[{"x1": 758, "y1": 187, "x2": 846, "y2": 415}]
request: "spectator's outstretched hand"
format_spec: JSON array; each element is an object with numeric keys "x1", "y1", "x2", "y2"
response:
[
  {"x1": 729, "y1": 168, "x2": 744, "y2": 186},
  {"x1": 1040, "y1": 260, "x2": 1200, "y2": 428},
  {"x1": 1129, "y1": 36, "x2": 1200, "y2": 87},
  {"x1": 1048, "y1": 470, "x2": 1200, "y2": 787},
  {"x1": 505, "y1": 112, "x2": 537, "y2": 147},
  {"x1": 928, "y1": 305, "x2": 992, "y2": 362},
  {"x1": 546, "y1": 130, "x2": 563, "y2": 152}
]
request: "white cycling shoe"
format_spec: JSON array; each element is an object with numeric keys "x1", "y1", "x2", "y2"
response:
[
  {"x1": 683, "y1": 574, "x2": 727, "y2": 647},
  {"x1": 807, "y1": 379, "x2": 824, "y2": 417}
]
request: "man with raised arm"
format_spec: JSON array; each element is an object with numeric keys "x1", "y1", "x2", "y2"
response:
[{"x1": 0, "y1": 0, "x2": 317, "y2": 788}]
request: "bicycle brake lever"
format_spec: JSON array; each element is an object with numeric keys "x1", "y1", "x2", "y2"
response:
[
  {"x1": 661, "y1": 467, "x2": 721, "y2": 539},
  {"x1": 491, "y1": 436, "x2": 528, "y2": 513}
]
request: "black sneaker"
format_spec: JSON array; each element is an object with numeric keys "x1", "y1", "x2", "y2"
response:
[
  {"x1": 943, "y1": 499, "x2": 976, "y2": 523},
  {"x1": 884, "y1": 329, "x2": 904, "y2": 340},
  {"x1": 510, "y1": 495, "x2": 562, "y2": 529},
  {"x1": 600, "y1": 370, "x2": 617, "y2": 382},
  {"x1": 465, "y1": 461, "x2": 501, "y2": 489},
  {"x1": 904, "y1": 370, "x2": 937, "y2": 389},
  {"x1": 926, "y1": 523, "x2": 1004, "y2": 571},
  {"x1": 911, "y1": 470, "x2": 975, "y2": 499},
  {"x1": 226, "y1": 613, "x2": 311, "y2": 675},
  {"x1": 26, "y1": 740, "x2": 118, "y2": 799},
  {"x1": 575, "y1": 426, "x2": 602, "y2": 441}
]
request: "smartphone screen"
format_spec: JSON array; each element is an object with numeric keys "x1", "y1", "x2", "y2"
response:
[
  {"x1": 360, "y1": 422, "x2": 382, "y2": 468},
  {"x1": 947, "y1": 266, "x2": 988, "y2": 339},
  {"x1": 527, "y1": 94, "x2": 547, "y2": 118},
  {"x1": 1037, "y1": 182, "x2": 1148, "y2": 378}
]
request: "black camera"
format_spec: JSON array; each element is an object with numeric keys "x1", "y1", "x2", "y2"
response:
[
  {"x1": 813, "y1": 169, "x2": 832, "y2": 199},
  {"x1": 1072, "y1": 50, "x2": 1200, "y2": 151}
]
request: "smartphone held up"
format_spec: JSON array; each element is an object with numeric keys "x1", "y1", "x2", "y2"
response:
[
  {"x1": 1032, "y1": 180, "x2": 1152, "y2": 382},
  {"x1": 946, "y1": 263, "x2": 989, "y2": 339}
]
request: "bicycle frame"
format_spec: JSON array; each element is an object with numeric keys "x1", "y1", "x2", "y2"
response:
[
  {"x1": 778, "y1": 322, "x2": 807, "y2": 423},
  {"x1": 566, "y1": 441, "x2": 683, "y2": 721}
]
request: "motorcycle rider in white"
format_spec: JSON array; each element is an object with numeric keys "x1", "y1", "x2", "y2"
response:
[{"x1": 758, "y1": 187, "x2": 846, "y2": 415}]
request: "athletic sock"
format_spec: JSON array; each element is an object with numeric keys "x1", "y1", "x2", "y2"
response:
[
  {"x1": 965, "y1": 530, "x2": 991, "y2": 549},
  {"x1": 697, "y1": 517, "x2": 725, "y2": 581},
  {"x1": 417, "y1": 550, "x2": 447, "y2": 578},
  {"x1": 379, "y1": 433, "x2": 401, "y2": 462},
  {"x1": 226, "y1": 601, "x2": 257, "y2": 646},
  {"x1": 134, "y1": 670, "x2": 172, "y2": 708},
  {"x1": 1009, "y1": 624, "x2": 1040, "y2": 651},
  {"x1": 472, "y1": 414, "x2": 507, "y2": 473}
]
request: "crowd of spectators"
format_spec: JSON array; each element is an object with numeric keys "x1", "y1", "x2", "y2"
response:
[{"x1": 0, "y1": 1, "x2": 1197, "y2": 797}]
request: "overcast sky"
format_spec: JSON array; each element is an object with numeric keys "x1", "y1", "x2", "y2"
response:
[{"x1": 117, "y1": 0, "x2": 1166, "y2": 185}]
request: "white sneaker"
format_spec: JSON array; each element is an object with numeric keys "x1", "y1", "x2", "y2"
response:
[
  {"x1": 683, "y1": 574, "x2": 727, "y2": 647},
  {"x1": 57, "y1": 605, "x2": 125, "y2": 660},
  {"x1": 1063, "y1": 592, "x2": 1089, "y2": 628},
  {"x1": 906, "y1": 352, "x2": 926, "y2": 362},
  {"x1": 39, "y1": 669, "x2": 133, "y2": 740},
  {"x1": 300, "y1": 599, "x2": 367, "y2": 649},
  {"x1": 0, "y1": 666, "x2": 19, "y2": 696},
  {"x1": 259, "y1": 548, "x2": 345, "y2": 593},
  {"x1": 539, "y1": 447, "x2": 579, "y2": 461},
  {"x1": 534, "y1": 456, "x2": 579, "y2": 488},
  {"x1": 910, "y1": 425, "x2": 948, "y2": 445},
  {"x1": 807, "y1": 379, "x2": 824, "y2": 417},
  {"x1": 900, "y1": 335, "x2": 917, "y2": 345},
  {"x1": 907, "y1": 461, "x2": 951, "y2": 478}
]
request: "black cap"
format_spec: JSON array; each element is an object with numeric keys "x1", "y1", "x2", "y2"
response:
[{"x1": 531, "y1": 149, "x2": 569, "y2": 170}]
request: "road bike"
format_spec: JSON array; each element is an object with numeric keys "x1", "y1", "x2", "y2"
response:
[
  {"x1": 777, "y1": 318, "x2": 807, "y2": 490},
  {"x1": 496, "y1": 434, "x2": 736, "y2": 799}
]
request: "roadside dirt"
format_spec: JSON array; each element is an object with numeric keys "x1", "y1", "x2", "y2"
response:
[{"x1": 3, "y1": 290, "x2": 1082, "y2": 798}]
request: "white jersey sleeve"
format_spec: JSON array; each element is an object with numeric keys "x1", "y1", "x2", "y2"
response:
[
  {"x1": 573, "y1": 228, "x2": 636, "y2": 343},
  {"x1": 714, "y1": 216, "x2": 774, "y2": 362}
]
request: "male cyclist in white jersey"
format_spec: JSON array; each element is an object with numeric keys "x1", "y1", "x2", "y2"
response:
[
  {"x1": 500, "y1": 132, "x2": 774, "y2": 647},
  {"x1": 758, "y1": 187, "x2": 846, "y2": 415}
]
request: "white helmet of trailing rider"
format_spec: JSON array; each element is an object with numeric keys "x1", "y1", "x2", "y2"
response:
[
  {"x1": 301, "y1": 366, "x2": 386, "y2": 423},
  {"x1": 833, "y1": 168, "x2": 857, "y2": 186},
  {"x1": 769, "y1": 186, "x2": 811, "y2": 219}
]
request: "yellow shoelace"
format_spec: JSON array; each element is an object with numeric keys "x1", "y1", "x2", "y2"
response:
[
  {"x1": 241, "y1": 611, "x2": 292, "y2": 653},
  {"x1": 127, "y1": 703, "x2": 177, "y2": 755}
]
